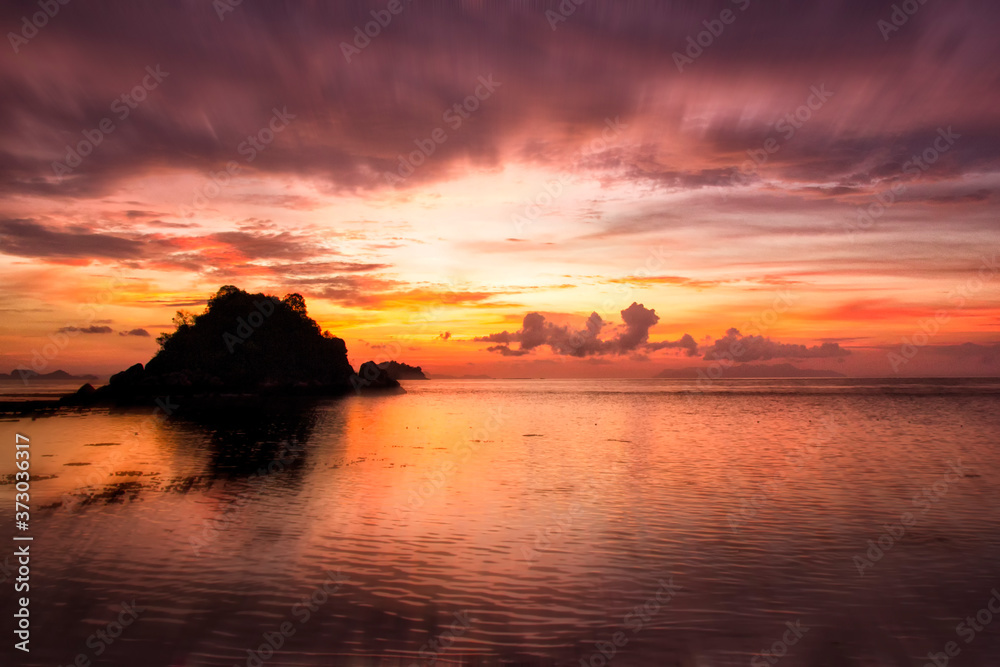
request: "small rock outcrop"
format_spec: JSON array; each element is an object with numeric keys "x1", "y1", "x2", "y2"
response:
[
  {"x1": 58, "y1": 382, "x2": 97, "y2": 406},
  {"x1": 355, "y1": 361, "x2": 406, "y2": 393}
]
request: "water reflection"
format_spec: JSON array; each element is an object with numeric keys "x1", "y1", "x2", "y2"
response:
[
  {"x1": 180, "y1": 400, "x2": 323, "y2": 479},
  {"x1": 2, "y1": 380, "x2": 1000, "y2": 665}
]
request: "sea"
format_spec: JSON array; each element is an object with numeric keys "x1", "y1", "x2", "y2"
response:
[
  {"x1": 0, "y1": 378, "x2": 97, "y2": 402},
  {"x1": 1, "y1": 378, "x2": 999, "y2": 666}
]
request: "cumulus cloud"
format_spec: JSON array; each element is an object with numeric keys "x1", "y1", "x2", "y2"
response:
[
  {"x1": 647, "y1": 333, "x2": 699, "y2": 357},
  {"x1": 119, "y1": 328, "x2": 151, "y2": 337},
  {"x1": 438, "y1": 331, "x2": 452, "y2": 340},
  {"x1": 702, "y1": 328, "x2": 850, "y2": 362},
  {"x1": 477, "y1": 310, "x2": 853, "y2": 362},
  {"x1": 56, "y1": 325, "x2": 113, "y2": 334},
  {"x1": 476, "y1": 303, "x2": 697, "y2": 357},
  {"x1": 476, "y1": 310, "x2": 605, "y2": 357},
  {"x1": 486, "y1": 344, "x2": 530, "y2": 357},
  {"x1": 615, "y1": 302, "x2": 658, "y2": 350}
]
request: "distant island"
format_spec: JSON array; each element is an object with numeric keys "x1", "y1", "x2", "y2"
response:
[
  {"x1": 1, "y1": 369, "x2": 99, "y2": 381},
  {"x1": 56, "y1": 285, "x2": 409, "y2": 408},
  {"x1": 378, "y1": 361, "x2": 428, "y2": 380},
  {"x1": 655, "y1": 363, "x2": 847, "y2": 379}
]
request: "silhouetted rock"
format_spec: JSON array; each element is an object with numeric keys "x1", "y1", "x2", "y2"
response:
[
  {"x1": 110, "y1": 363, "x2": 145, "y2": 387},
  {"x1": 377, "y1": 361, "x2": 428, "y2": 380},
  {"x1": 355, "y1": 361, "x2": 405, "y2": 392},
  {"x1": 76, "y1": 285, "x2": 400, "y2": 405},
  {"x1": 60, "y1": 383, "x2": 97, "y2": 406}
]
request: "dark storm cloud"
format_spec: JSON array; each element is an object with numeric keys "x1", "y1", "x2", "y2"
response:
[
  {"x1": 0, "y1": 0, "x2": 997, "y2": 198},
  {"x1": 0, "y1": 219, "x2": 383, "y2": 276},
  {"x1": 0, "y1": 218, "x2": 143, "y2": 260}
]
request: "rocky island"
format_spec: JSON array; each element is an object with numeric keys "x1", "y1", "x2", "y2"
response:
[{"x1": 56, "y1": 286, "x2": 407, "y2": 409}]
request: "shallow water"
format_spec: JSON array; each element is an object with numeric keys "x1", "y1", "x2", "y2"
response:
[
  {"x1": 0, "y1": 379, "x2": 94, "y2": 402},
  {"x1": 1, "y1": 378, "x2": 1000, "y2": 666}
]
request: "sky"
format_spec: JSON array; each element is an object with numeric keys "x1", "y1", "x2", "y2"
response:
[{"x1": 1, "y1": 0, "x2": 998, "y2": 378}]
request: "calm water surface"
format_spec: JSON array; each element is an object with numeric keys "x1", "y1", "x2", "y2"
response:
[{"x1": 1, "y1": 379, "x2": 999, "y2": 666}]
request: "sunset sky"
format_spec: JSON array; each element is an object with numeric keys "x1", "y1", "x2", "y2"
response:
[{"x1": 1, "y1": 0, "x2": 998, "y2": 377}]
